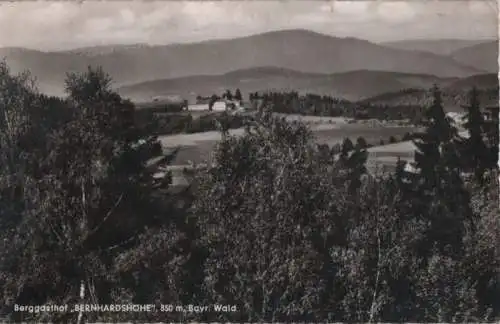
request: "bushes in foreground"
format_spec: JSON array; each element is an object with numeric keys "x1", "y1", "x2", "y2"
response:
[
  {"x1": 0, "y1": 64, "x2": 498, "y2": 322},
  {"x1": 189, "y1": 108, "x2": 499, "y2": 322}
]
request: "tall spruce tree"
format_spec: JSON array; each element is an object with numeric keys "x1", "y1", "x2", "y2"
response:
[
  {"x1": 355, "y1": 136, "x2": 368, "y2": 149},
  {"x1": 411, "y1": 85, "x2": 474, "y2": 257},
  {"x1": 208, "y1": 94, "x2": 218, "y2": 111},
  {"x1": 339, "y1": 138, "x2": 354, "y2": 161},
  {"x1": 337, "y1": 138, "x2": 367, "y2": 195},
  {"x1": 394, "y1": 157, "x2": 407, "y2": 185},
  {"x1": 413, "y1": 85, "x2": 458, "y2": 188},
  {"x1": 460, "y1": 87, "x2": 489, "y2": 183},
  {"x1": 234, "y1": 88, "x2": 243, "y2": 102},
  {"x1": 346, "y1": 146, "x2": 368, "y2": 195},
  {"x1": 223, "y1": 89, "x2": 233, "y2": 101}
]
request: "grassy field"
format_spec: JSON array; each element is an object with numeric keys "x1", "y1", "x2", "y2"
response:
[
  {"x1": 161, "y1": 128, "x2": 468, "y2": 187},
  {"x1": 312, "y1": 125, "x2": 418, "y2": 146},
  {"x1": 274, "y1": 114, "x2": 352, "y2": 125},
  {"x1": 163, "y1": 139, "x2": 414, "y2": 187},
  {"x1": 163, "y1": 138, "x2": 417, "y2": 187},
  {"x1": 366, "y1": 141, "x2": 417, "y2": 173},
  {"x1": 159, "y1": 122, "x2": 420, "y2": 167},
  {"x1": 154, "y1": 114, "x2": 462, "y2": 187},
  {"x1": 145, "y1": 110, "x2": 221, "y2": 119},
  {"x1": 159, "y1": 123, "x2": 416, "y2": 181}
]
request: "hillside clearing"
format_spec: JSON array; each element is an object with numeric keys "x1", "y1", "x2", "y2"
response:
[{"x1": 161, "y1": 129, "x2": 470, "y2": 185}]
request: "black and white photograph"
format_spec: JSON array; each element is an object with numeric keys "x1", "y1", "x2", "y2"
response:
[{"x1": 0, "y1": 0, "x2": 499, "y2": 322}]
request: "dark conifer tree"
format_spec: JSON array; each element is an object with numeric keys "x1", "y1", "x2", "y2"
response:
[
  {"x1": 355, "y1": 136, "x2": 368, "y2": 149},
  {"x1": 340, "y1": 138, "x2": 354, "y2": 161},
  {"x1": 336, "y1": 138, "x2": 367, "y2": 195},
  {"x1": 395, "y1": 156, "x2": 406, "y2": 182},
  {"x1": 345, "y1": 146, "x2": 368, "y2": 195},
  {"x1": 460, "y1": 87, "x2": 490, "y2": 183},
  {"x1": 223, "y1": 89, "x2": 233, "y2": 101},
  {"x1": 234, "y1": 88, "x2": 243, "y2": 102},
  {"x1": 413, "y1": 85, "x2": 457, "y2": 188},
  {"x1": 411, "y1": 85, "x2": 473, "y2": 257},
  {"x1": 208, "y1": 94, "x2": 218, "y2": 111}
]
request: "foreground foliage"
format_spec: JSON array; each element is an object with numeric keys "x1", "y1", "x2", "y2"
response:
[{"x1": 0, "y1": 62, "x2": 498, "y2": 322}]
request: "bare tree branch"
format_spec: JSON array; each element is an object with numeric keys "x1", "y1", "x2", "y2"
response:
[{"x1": 81, "y1": 193, "x2": 124, "y2": 245}]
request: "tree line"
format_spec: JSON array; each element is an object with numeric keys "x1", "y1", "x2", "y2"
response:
[
  {"x1": 0, "y1": 62, "x2": 498, "y2": 322},
  {"x1": 135, "y1": 110, "x2": 252, "y2": 136},
  {"x1": 362, "y1": 87, "x2": 500, "y2": 109},
  {"x1": 248, "y1": 91, "x2": 426, "y2": 123}
]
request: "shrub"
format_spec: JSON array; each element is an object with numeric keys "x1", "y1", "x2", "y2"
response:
[{"x1": 1, "y1": 64, "x2": 498, "y2": 323}]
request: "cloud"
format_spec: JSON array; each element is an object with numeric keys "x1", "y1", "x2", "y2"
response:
[
  {"x1": 374, "y1": 2, "x2": 417, "y2": 23},
  {"x1": 0, "y1": 1, "x2": 496, "y2": 50}
]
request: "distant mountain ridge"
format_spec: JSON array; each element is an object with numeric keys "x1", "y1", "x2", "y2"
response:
[
  {"x1": 359, "y1": 73, "x2": 498, "y2": 111},
  {"x1": 65, "y1": 43, "x2": 152, "y2": 56},
  {"x1": 0, "y1": 29, "x2": 487, "y2": 97},
  {"x1": 446, "y1": 73, "x2": 498, "y2": 90},
  {"x1": 450, "y1": 41, "x2": 498, "y2": 73},
  {"x1": 382, "y1": 39, "x2": 496, "y2": 56},
  {"x1": 118, "y1": 67, "x2": 495, "y2": 103}
]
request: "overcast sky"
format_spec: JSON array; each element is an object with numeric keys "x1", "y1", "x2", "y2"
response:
[{"x1": 0, "y1": 0, "x2": 497, "y2": 51}]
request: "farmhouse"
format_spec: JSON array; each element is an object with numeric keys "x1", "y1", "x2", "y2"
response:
[
  {"x1": 188, "y1": 99, "x2": 243, "y2": 112},
  {"x1": 212, "y1": 100, "x2": 227, "y2": 111},
  {"x1": 189, "y1": 103, "x2": 210, "y2": 111},
  {"x1": 213, "y1": 99, "x2": 242, "y2": 111}
]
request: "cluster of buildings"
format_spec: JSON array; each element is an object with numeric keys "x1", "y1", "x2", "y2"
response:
[
  {"x1": 189, "y1": 97, "x2": 244, "y2": 112},
  {"x1": 144, "y1": 96, "x2": 246, "y2": 113},
  {"x1": 146, "y1": 93, "x2": 258, "y2": 113}
]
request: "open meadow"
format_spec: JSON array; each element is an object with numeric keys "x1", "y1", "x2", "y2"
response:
[
  {"x1": 159, "y1": 122, "x2": 420, "y2": 165},
  {"x1": 164, "y1": 128, "x2": 468, "y2": 187},
  {"x1": 159, "y1": 120, "x2": 422, "y2": 186}
]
